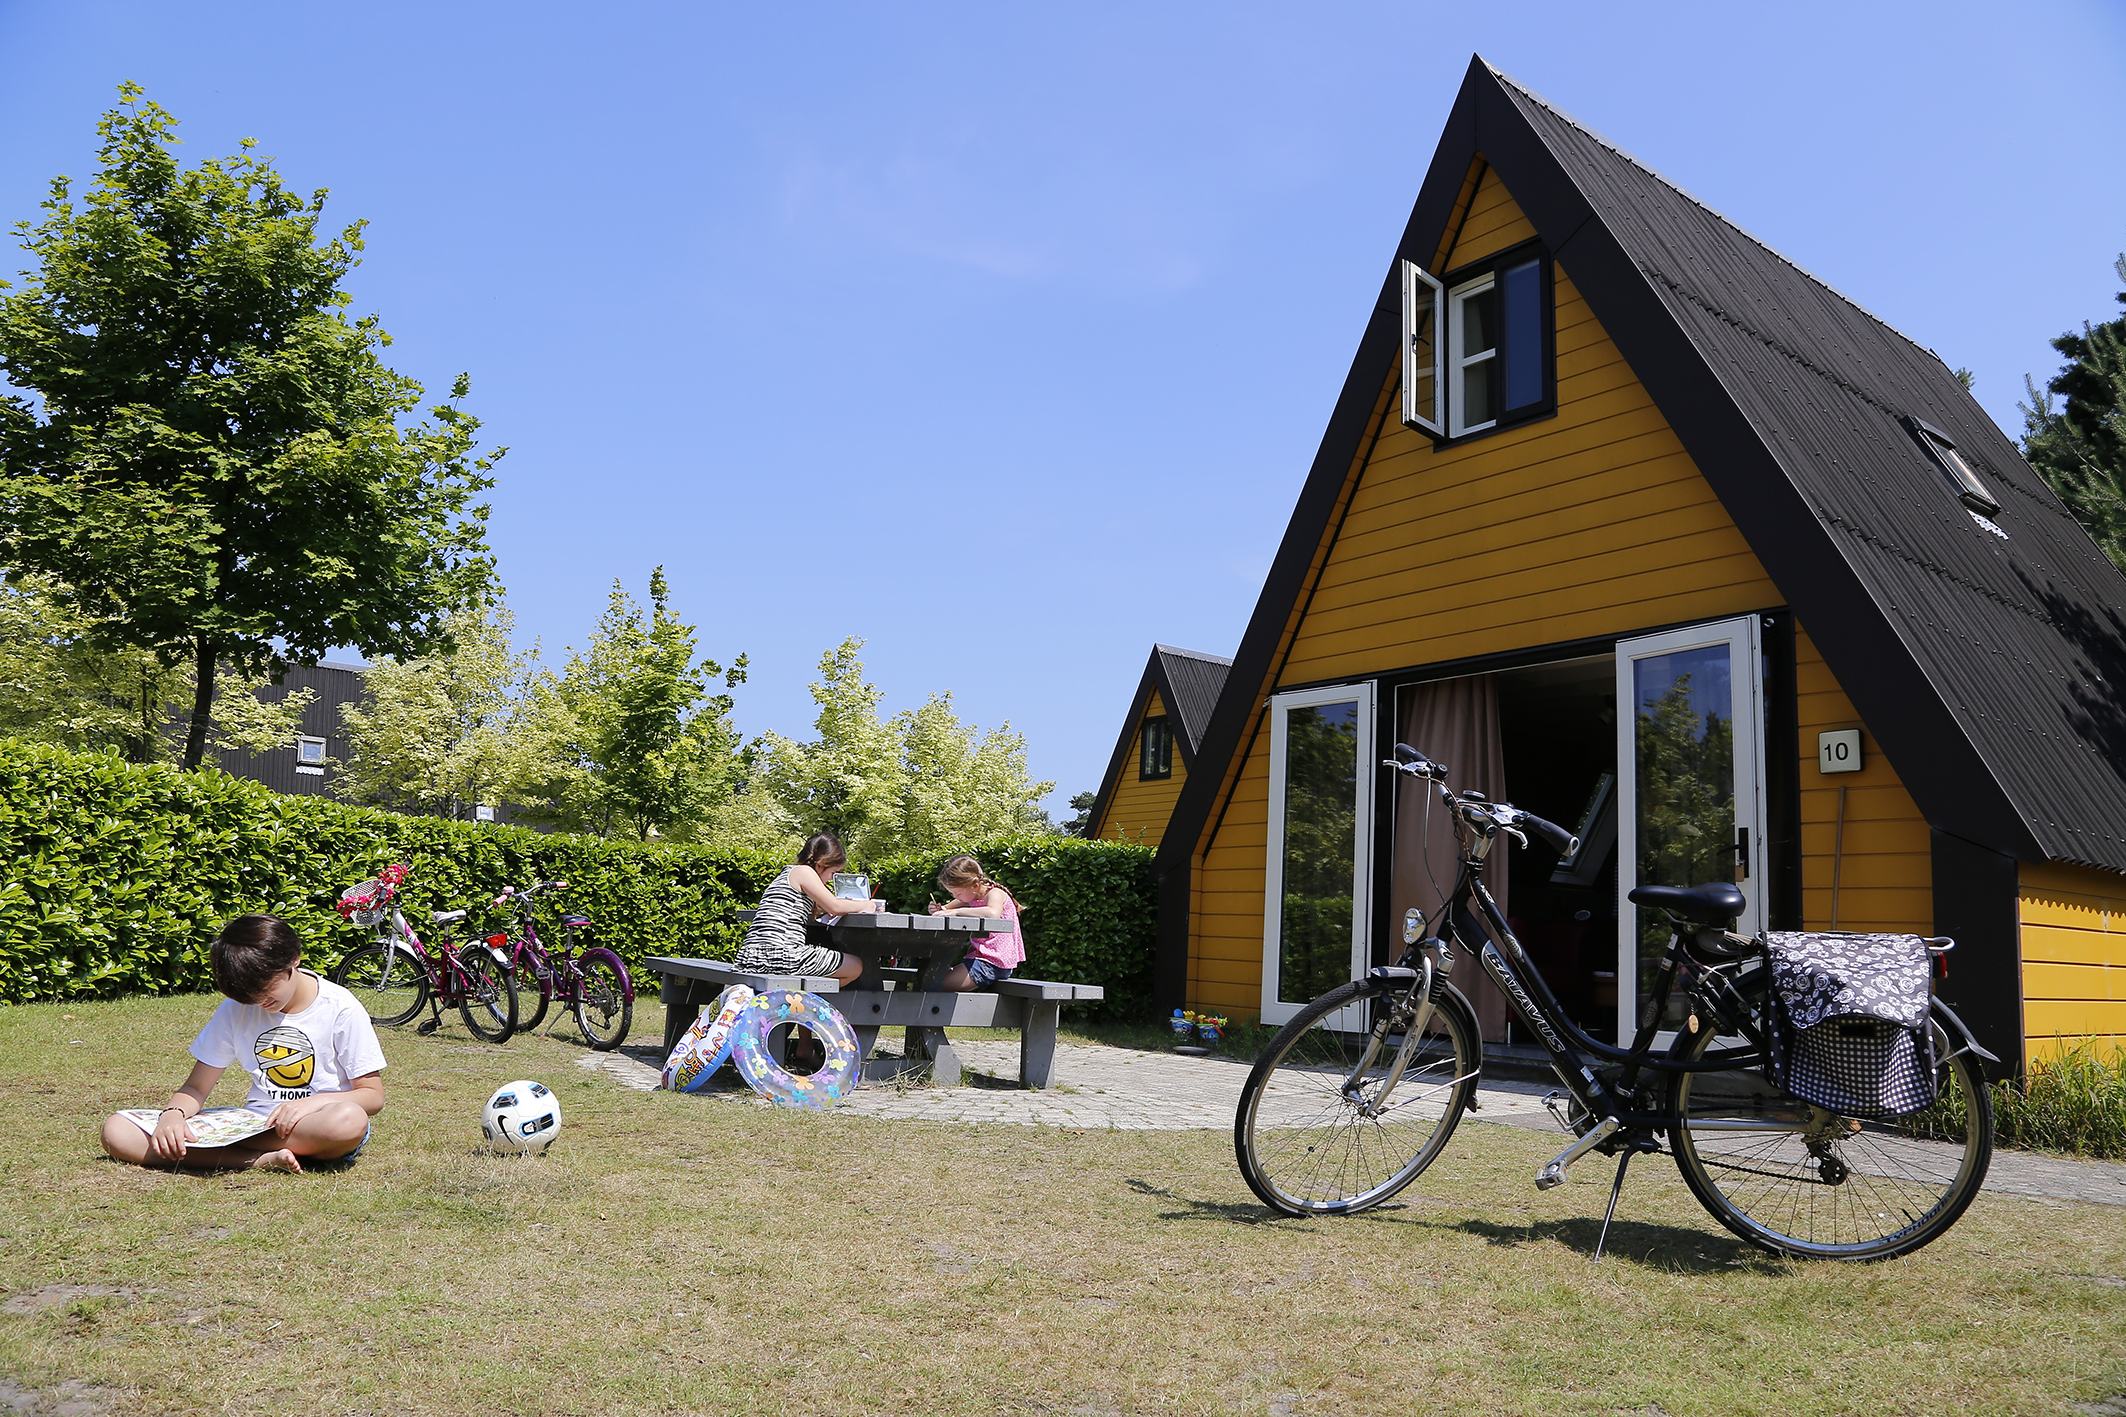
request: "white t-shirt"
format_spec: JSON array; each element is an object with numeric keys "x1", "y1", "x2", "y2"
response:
[{"x1": 191, "y1": 973, "x2": 388, "y2": 1113}]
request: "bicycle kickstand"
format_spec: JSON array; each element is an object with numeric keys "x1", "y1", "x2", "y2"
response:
[
  {"x1": 1591, "y1": 1139, "x2": 1662, "y2": 1263},
  {"x1": 416, "y1": 997, "x2": 445, "y2": 1038}
]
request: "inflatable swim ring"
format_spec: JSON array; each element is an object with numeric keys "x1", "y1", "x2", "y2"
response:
[
  {"x1": 731, "y1": 991, "x2": 860, "y2": 1109},
  {"x1": 662, "y1": 984, "x2": 755, "y2": 1092}
]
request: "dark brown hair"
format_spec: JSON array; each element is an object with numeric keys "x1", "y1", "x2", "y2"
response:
[
  {"x1": 211, "y1": 915, "x2": 303, "y2": 1003},
  {"x1": 796, "y1": 832, "x2": 846, "y2": 874}
]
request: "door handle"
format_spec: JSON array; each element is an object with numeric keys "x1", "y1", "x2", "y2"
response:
[{"x1": 1731, "y1": 826, "x2": 1750, "y2": 880}]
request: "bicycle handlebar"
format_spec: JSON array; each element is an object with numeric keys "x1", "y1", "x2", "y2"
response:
[
  {"x1": 493, "y1": 880, "x2": 570, "y2": 909},
  {"x1": 1382, "y1": 743, "x2": 1580, "y2": 857}
]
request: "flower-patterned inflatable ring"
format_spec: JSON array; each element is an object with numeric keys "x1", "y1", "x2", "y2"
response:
[{"x1": 731, "y1": 991, "x2": 861, "y2": 1109}]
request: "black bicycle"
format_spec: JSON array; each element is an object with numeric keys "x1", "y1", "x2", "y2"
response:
[{"x1": 1233, "y1": 744, "x2": 1997, "y2": 1261}]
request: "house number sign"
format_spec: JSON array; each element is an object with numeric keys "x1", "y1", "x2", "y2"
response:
[{"x1": 1818, "y1": 729, "x2": 1862, "y2": 774}]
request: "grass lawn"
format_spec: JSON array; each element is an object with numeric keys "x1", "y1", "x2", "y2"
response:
[{"x1": 1, "y1": 994, "x2": 2123, "y2": 1416}]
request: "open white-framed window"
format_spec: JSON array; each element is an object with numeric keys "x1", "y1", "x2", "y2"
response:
[
  {"x1": 1261, "y1": 681, "x2": 1377, "y2": 1028},
  {"x1": 295, "y1": 736, "x2": 326, "y2": 765},
  {"x1": 1613, "y1": 616, "x2": 1767, "y2": 1044},
  {"x1": 1405, "y1": 247, "x2": 1551, "y2": 442},
  {"x1": 1400, "y1": 259, "x2": 1444, "y2": 436}
]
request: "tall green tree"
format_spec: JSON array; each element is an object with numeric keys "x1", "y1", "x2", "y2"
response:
[
  {"x1": 336, "y1": 594, "x2": 541, "y2": 821},
  {"x1": 0, "y1": 568, "x2": 314, "y2": 762},
  {"x1": 757, "y1": 637, "x2": 1055, "y2": 862},
  {"x1": 2021, "y1": 252, "x2": 2126, "y2": 569},
  {"x1": 0, "y1": 86, "x2": 498, "y2": 769},
  {"x1": 515, "y1": 569, "x2": 747, "y2": 841}
]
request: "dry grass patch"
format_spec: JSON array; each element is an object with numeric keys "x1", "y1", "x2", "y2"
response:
[{"x1": 0, "y1": 994, "x2": 2121, "y2": 1415}]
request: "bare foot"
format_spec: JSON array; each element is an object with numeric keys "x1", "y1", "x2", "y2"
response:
[{"x1": 250, "y1": 1148, "x2": 304, "y2": 1173}]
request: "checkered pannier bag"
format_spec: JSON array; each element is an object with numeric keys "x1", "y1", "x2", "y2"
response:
[{"x1": 1764, "y1": 931, "x2": 1937, "y2": 1120}]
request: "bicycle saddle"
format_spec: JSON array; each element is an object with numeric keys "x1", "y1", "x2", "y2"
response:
[
  {"x1": 1627, "y1": 882, "x2": 1746, "y2": 924},
  {"x1": 431, "y1": 908, "x2": 469, "y2": 925}
]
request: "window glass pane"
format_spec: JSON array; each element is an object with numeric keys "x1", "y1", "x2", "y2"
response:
[
  {"x1": 1460, "y1": 285, "x2": 1496, "y2": 357},
  {"x1": 1461, "y1": 355, "x2": 1497, "y2": 428},
  {"x1": 298, "y1": 740, "x2": 325, "y2": 764},
  {"x1": 1278, "y1": 701, "x2": 1359, "y2": 1005},
  {"x1": 1501, "y1": 259, "x2": 1542, "y2": 409},
  {"x1": 1630, "y1": 646, "x2": 1734, "y2": 1021},
  {"x1": 1141, "y1": 719, "x2": 1171, "y2": 778}
]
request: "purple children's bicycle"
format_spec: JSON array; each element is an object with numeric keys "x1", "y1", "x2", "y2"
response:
[{"x1": 487, "y1": 880, "x2": 634, "y2": 1051}]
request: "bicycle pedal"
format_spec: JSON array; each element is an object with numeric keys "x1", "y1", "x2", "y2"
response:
[
  {"x1": 415, "y1": 1019, "x2": 440, "y2": 1037},
  {"x1": 1534, "y1": 1115, "x2": 1620, "y2": 1190}
]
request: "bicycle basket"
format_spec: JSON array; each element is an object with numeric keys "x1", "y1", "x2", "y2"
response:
[{"x1": 338, "y1": 879, "x2": 387, "y2": 928}]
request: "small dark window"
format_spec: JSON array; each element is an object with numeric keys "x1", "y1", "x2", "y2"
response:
[
  {"x1": 1139, "y1": 717, "x2": 1173, "y2": 780},
  {"x1": 1902, "y1": 416, "x2": 2000, "y2": 517}
]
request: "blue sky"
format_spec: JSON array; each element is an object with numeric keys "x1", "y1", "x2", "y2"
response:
[{"x1": 3, "y1": 2, "x2": 2122, "y2": 816}]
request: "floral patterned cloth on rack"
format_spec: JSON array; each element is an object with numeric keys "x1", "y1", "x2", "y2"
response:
[{"x1": 1764, "y1": 931, "x2": 1936, "y2": 1120}]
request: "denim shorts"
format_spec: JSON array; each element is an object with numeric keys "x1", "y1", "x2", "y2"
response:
[{"x1": 964, "y1": 958, "x2": 1014, "y2": 988}]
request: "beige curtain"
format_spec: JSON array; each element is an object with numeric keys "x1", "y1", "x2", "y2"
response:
[{"x1": 1391, "y1": 675, "x2": 1512, "y2": 1042}]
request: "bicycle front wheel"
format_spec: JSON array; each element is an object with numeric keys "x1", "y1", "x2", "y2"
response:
[
  {"x1": 516, "y1": 952, "x2": 551, "y2": 1032},
  {"x1": 1667, "y1": 1014, "x2": 1993, "y2": 1260},
  {"x1": 1235, "y1": 977, "x2": 1480, "y2": 1216},
  {"x1": 457, "y1": 945, "x2": 520, "y2": 1044},
  {"x1": 332, "y1": 941, "x2": 429, "y2": 1028},
  {"x1": 573, "y1": 951, "x2": 633, "y2": 1051}
]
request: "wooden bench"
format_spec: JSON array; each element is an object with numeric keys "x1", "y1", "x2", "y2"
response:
[{"x1": 647, "y1": 955, "x2": 1105, "y2": 1089}]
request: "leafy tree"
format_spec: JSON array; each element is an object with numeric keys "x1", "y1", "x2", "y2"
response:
[
  {"x1": 515, "y1": 569, "x2": 746, "y2": 841},
  {"x1": 754, "y1": 638, "x2": 904, "y2": 857},
  {"x1": 757, "y1": 637, "x2": 1055, "y2": 862},
  {"x1": 336, "y1": 595, "x2": 538, "y2": 821},
  {"x1": 0, "y1": 568, "x2": 312, "y2": 761},
  {"x1": 891, "y1": 690, "x2": 1055, "y2": 854},
  {"x1": 2021, "y1": 253, "x2": 2126, "y2": 569},
  {"x1": 0, "y1": 86, "x2": 498, "y2": 770},
  {"x1": 1062, "y1": 790, "x2": 1098, "y2": 836}
]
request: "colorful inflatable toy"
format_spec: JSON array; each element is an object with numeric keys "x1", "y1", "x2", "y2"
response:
[
  {"x1": 731, "y1": 991, "x2": 860, "y2": 1109},
  {"x1": 662, "y1": 985, "x2": 755, "y2": 1092}
]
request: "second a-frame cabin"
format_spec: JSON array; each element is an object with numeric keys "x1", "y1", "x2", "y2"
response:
[
  {"x1": 1083, "y1": 644, "x2": 1232, "y2": 847},
  {"x1": 1154, "y1": 59, "x2": 2126, "y2": 1073}
]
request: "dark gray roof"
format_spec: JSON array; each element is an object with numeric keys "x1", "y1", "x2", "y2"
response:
[
  {"x1": 1160, "y1": 58, "x2": 2126, "y2": 883},
  {"x1": 1489, "y1": 67, "x2": 2126, "y2": 873},
  {"x1": 1152, "y1": 645, "x2": 1233, "y2": 753}
]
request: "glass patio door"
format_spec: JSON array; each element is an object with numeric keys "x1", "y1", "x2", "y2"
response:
[
  {"x1": 1261, "y1": 683, "x2": 1376, "y2": 1027},
  {"x1": 1613, "y1": 618, "x2": 1766, "y2": 1042}
]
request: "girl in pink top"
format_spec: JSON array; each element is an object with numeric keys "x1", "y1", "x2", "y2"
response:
[{"x1": 926, "y1": 854, "x2": 1024, "y2": 991}]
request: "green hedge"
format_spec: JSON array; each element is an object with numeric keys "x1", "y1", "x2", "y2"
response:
[
  {"x1": 0, "y1": 740, "x2": 1165, "y2": 1018},
  {"x1": 871, "y1": 837, "x2": 1158, "y2": 1022},
  {"x1": 0, "y1": 739, "x2": 786, "y2": 1003}
]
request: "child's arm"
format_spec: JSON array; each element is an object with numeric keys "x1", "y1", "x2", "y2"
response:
[
  {"x1": 150, "y1": 1061, "x2": 228, "y2": 1163},
  {"x1": 934, "y1": 887, "x2": 1010, "y2": 918}
]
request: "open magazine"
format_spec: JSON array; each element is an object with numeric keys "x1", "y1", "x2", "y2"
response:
[{"x1": 120, "y1": 1106, "x2": 277, "y2": 1148}]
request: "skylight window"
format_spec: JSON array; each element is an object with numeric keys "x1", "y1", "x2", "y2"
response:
[{"x1": 1903, "y1": 416, "x2": 2000, "y2": 517}]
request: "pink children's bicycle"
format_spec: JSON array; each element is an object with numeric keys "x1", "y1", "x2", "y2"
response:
[{"x1": 331, "y1": 865, "x2": 520, "y2": 1043}]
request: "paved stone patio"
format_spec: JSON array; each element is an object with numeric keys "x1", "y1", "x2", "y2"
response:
[{"x1": 579, "y1": 1030, "x2": 2126, "y2": 1207}]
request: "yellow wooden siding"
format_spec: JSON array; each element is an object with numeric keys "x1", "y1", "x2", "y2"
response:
[
  {"x1": 1189, "y1": 161, "x2": 1786, "y2": 1017},
  {"x1": 2018, "y1": 859, "x2": 2126, "y2": 1061},
  {"x1": 1793, "y1": 625, "x2": 1932, "y2": 935},
  {"x1": 1096, "y1": 691, "x2": 1185, "y2": 849}
]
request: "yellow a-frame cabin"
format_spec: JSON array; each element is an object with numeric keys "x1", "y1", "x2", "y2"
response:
[{"x1": 1152, "y1": 59, "x2": 2126, "y2": 1074}]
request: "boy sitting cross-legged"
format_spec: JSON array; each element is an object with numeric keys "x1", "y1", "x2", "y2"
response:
[{"x1": 100, "y1": 914, "x2": 386, "y2": 1173}]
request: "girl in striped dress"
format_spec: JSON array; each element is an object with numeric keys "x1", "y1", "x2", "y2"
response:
[{"x1": 736, "y1": 833, "x2": 880, "y2": 983}]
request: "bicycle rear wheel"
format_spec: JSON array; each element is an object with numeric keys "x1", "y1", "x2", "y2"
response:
[
  {"x1": 457, "y1": 945, "x2": 520, "y2": 1043},
  {"x1": 1667, "y1": 1012, "x2": 1993, "y2": 1260},
  {"x1": 1235, "y1": 977, "x2": 1479, "y2": 1216},
  {"x1": 332, "y1": 941, "x2": 429, "y2": 1027},
  {"x1": 573, "y1": 951, "x2": 633, "y2": 1051}
]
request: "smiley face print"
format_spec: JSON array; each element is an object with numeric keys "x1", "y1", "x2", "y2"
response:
[{"x1": 253, "y1": 1025, "x2": 316, "y2": 1089}]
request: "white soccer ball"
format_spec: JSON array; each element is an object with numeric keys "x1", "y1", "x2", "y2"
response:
[{"x1": 482, "y1": 1079, "x2": 562, "y2": 1152}]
